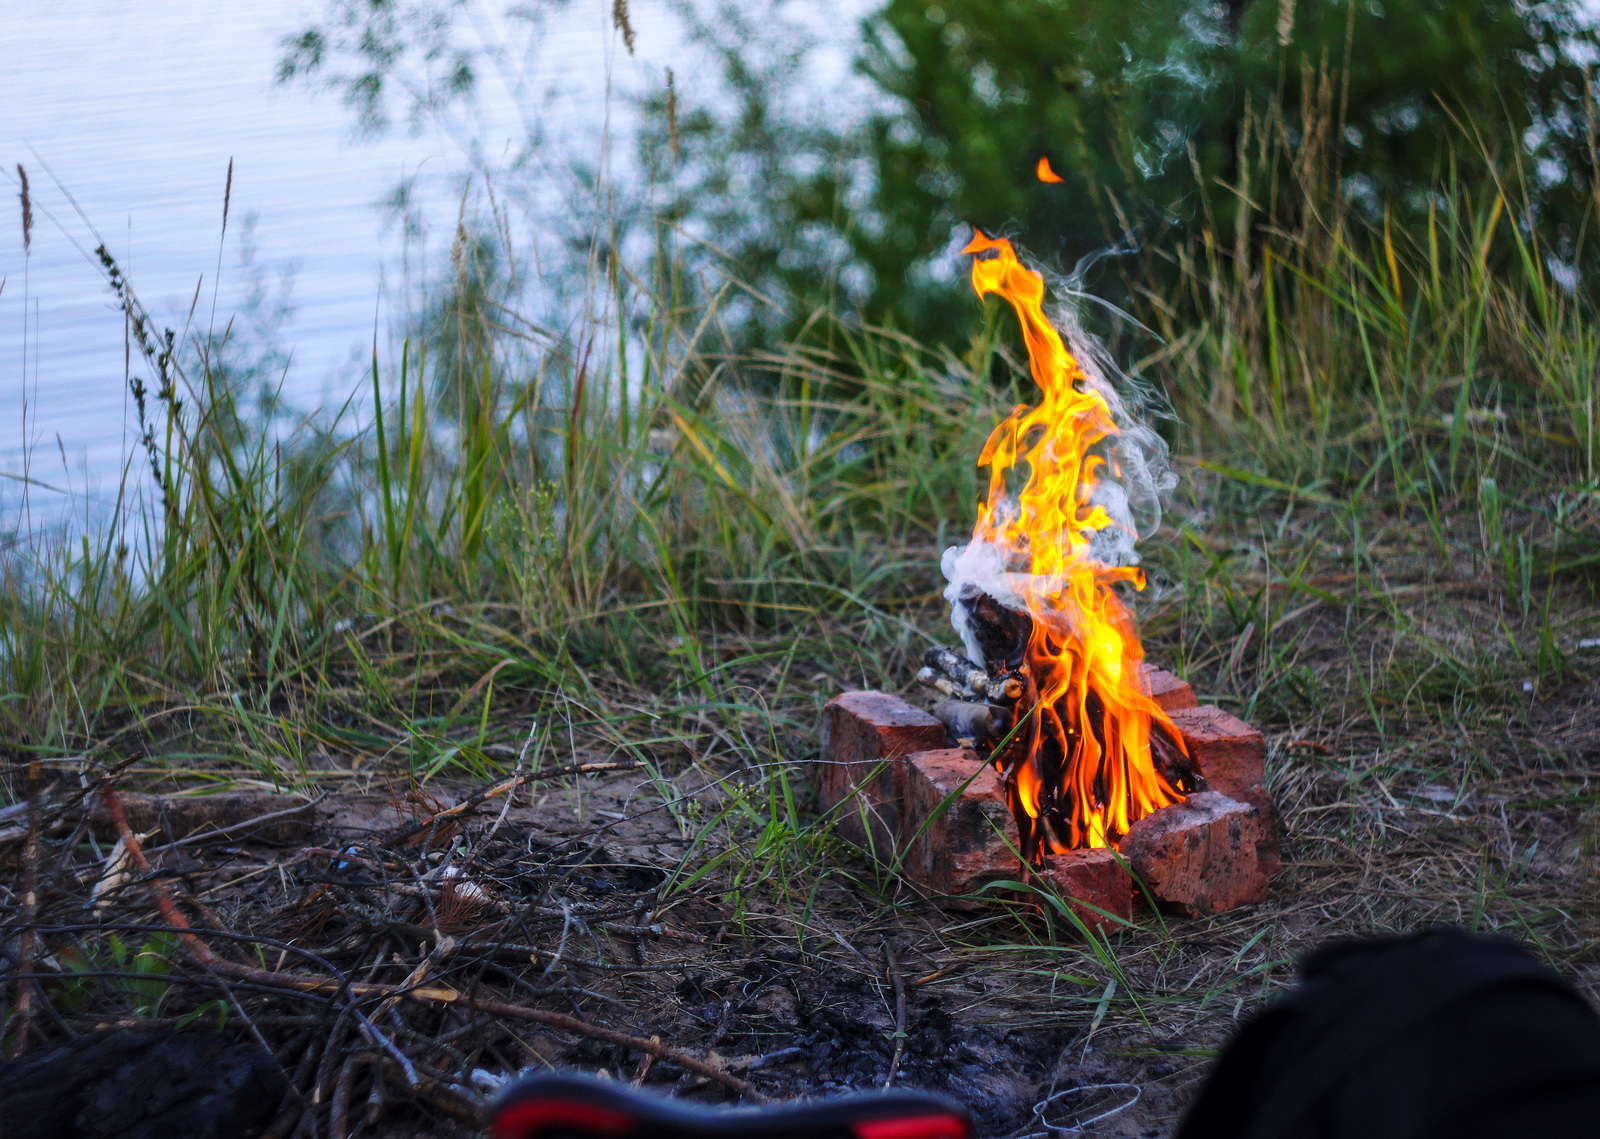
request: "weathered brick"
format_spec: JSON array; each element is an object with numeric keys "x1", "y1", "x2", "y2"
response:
[
  {"x1": 1165, "y1": 704, "x2": 1280, "y2": 878},
  {"x1": 1139, "y1": 663, "x2": 1197, "y2": 712},
  {"x1": 1230, "y1": 786, "x2": 1284, "y2": 879},
  {"x1": 1029, "y1": 847, "x2": 1133, "y2": 933},
  {"x1": 818, "y1": 692, "x2": 946, "y2": 853},
  {"x1": 1119, "y1": 791, "x2": 1269, "y2": 916},
  {"x1": 1167, "y1": 704, "x2": 1265, "y2": 798},
  {"x1": 900, "y1": 748, "x2": 1019, "y2": 896}
]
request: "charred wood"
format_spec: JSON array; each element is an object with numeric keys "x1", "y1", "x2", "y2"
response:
[
  {"x1": 930, "y1": 699, "x2": 1011, "y2": 747},
  {"x1": 922, "y1": 647, "x2": 990, "y2": 696},
  {"x1": 914, "y1": 666, "x2": 969, "y2": 700},
  {"x1": 1151, "y1": 720, "x2": 1201, "y2": 794},
  {"x1": 0, "y1": 1030, "x2": 286, "y2": 1139},
  {"x1": 918, "y1": 651, "x2": 1026, "y2": 705},
  {"x1": 953, "y1": 585, "x2": 1033, "y2": 675}
]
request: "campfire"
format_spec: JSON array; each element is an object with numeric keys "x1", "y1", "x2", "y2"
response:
[{"x1": 818, "y1": 234, "x2": 1279, "y2": 927}]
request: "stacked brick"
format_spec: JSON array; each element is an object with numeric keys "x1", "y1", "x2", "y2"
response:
[{"x1": 816, "y1": 665, "x2": 1279, "y2": 929}]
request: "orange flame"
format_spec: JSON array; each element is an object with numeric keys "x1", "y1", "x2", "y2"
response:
[
  {"x1": 962, "y1": 230, "x2": 1187, "y2": 855},
  {"x1": 1036, "y1": 156, "x2": 1063, "y2": 183}
]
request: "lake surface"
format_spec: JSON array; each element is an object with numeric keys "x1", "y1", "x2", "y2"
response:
[{"x1": 2, "y1": 0, "x2": 868, "y2": 525}]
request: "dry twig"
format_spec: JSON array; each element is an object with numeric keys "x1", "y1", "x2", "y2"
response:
[{"x1": 9, "y1": 758, "x2": 44, "y2": 1058}]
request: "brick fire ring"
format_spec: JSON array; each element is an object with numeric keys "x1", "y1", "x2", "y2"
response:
[{"x1": 815, "y1": 669, "x2": 1280, "y2": 931}]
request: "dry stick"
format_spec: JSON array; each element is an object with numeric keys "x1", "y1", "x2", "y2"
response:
[
  {"x1": 372, "y1": 932, "x2": 457, "y2": 1027},
  {"x1": 9, "y1": 759, "x2": 44, "y2": 1058},
  {"x1": 329, "y1": 1056, "x2": 360, "y2": 1139},
  {"x1": 364, "y1": 1058, "x2": 387, "y2": 1128},
  {"x1": 481, "y1": 721, "x2": 536, "y2": 851},
  {"x1": 91, "y1": 1013, "x2": 327, "y2": 1032},
  {"x1": 313, "y1": 1004, "x2": 358, "y2": 1118},
  {"x1": 352, "y1": 1005, "x2": 419, "y2": 1090},
  {"x1": 44, "y1": 797, "x2": 96, "y2": 885},
  {"x1": 377, "y1": 1055, "x2": 485, "y2": 1126},
  {"x1": 631, "y1": 1037, "x2": 661, "y2": 1086},
  {"x1": 97, "y1": 779, "x2": 218, "y2": 965},
  {"x1": 93, "y1": 789, "x2": 449, "y2": 997},
  {"x1": 189, "y1": 964, "x2": 459, "y2": 1004},
  {"x1": 293, "y1": 1051, "x2": 323, "y2": 1139},
  {"x1": 97, "y1": 782, "x2": 762, "y2": 1103},
  {"x1": 263, "y1": 1035, "x2": 320, "y2": 1139},
  {"x1": 100, "y1": 781, "x2": 319, "y2": 1123},
  {"x1": 882, "y1": 940, "x2": 907, "y2": 1089},
  {"x1": 464, "y1": 996, "x2": 766, "y2": 1102},
  {"x1": 602, "y1": 921, "x2": 708, "y2": 944}
]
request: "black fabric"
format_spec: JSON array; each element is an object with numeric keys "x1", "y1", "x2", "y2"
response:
[
  {"x1": 0, "y1": 1030, "x2": 285, "y2": 1139},
  {"x1": 1174, "y1": 928, "x2": 1600, "y2": 1139}
]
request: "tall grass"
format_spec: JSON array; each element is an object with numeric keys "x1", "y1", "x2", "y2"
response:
[
  {"x1": 0, "y1": 227, "x2": 1008, "y2": 783},
  {"x1": 1108, "y1": 64, "x2": 1600, "y2": 734},
  {"x1": 1, "y1": 66, "x2": 1596, "y2": 958}
]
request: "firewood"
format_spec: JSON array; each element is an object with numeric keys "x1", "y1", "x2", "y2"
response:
[
  {"x1": 952, "y1": 585, "x2": 1032, "y2": 673},
  {"x1": 922, "y1": 646, "x2": 990, "y2": 695},
  {"x1": 930, "y1": 698, "x2": 1011, "y2": 746}
]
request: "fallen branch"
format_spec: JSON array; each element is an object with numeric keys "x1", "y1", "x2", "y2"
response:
[
  {"x1": 330, "y1": 1055, "x2": 361, "y2": 1139},
  {"x1": 882, "y1": 940, "x2": 907, "y2": 1088},
  {"x1": 167, "y1": 962, "x2": 763, "y2": 1100},
  {"x1": 96, "y1": 779, "x2": 220, "y2": 965},
  {"x1": 92, "y1": 785, "x2": 764, "y2": 1105},
  {"x1": 140, "y1": 793, "x2": 330, "y2": 853},
  {"x1": 463, "y1": 996, "x2": 767, "y2": 1102}
]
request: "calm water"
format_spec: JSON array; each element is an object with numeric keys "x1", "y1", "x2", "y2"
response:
[{"x1": 0, "y1": 0, "x2": 710, "y2": 520}]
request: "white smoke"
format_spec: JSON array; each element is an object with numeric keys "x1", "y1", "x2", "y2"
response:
[{"x1": 942, "y1": 270, "x2": 1177, "y2": 667}]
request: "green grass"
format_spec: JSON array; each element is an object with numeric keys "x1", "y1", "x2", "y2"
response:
[{"x1": 4, "y1": 78, "x2": 1600, "y2": 1064}]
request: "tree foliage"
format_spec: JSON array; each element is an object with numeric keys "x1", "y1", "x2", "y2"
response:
[
  {"x1": 279, "y1": 0, "x2": 1600, "y2": 347},
  {"x1": 857, "y1": 0, "x2": 1600, "y2": 335}
]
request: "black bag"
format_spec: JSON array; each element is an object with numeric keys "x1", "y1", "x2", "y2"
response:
[{"x1": 1174, "y1": 928, "x2": 1600, "y2": 1139}]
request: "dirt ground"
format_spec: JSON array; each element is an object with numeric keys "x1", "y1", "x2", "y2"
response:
[
  {"x1": 205, "y1": 769, "x2": 1224, "y2": 1137},
  {"x1": 5, "y1": 630, "x2": 1600, "y2": 1138}
]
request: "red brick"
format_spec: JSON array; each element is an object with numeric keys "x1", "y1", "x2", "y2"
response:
[
  {"x1": 1029, "y1": 848, "x2": 1133, "y2": 933},
  {"x1": 1231, "y1": 786, "x2": 1284, "y2": 879},
  {"x1": 1164, "y1": 704, "x2": 1280, "y2": 879},
  {"x1": 1119, "y1": 791, "x2": 1269, "y2": 916},
  {"x1": 1167, "y1": 704, "x2": 1265, "y2": 798},
  {"x1": 1139, "y1": 663, "x2": 1197, "y2": 711},
  {"x1": 818, "y1": 692, "x2": 946, "y2": 853},
  {"x1": 900, "y1": 748, "x2": 1019, "y2": 896}
]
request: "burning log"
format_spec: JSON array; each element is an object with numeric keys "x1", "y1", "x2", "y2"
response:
[
  {"x1": 921, "y1": 646, "x2": 989, "y2": 697},
  {"x1": 918, "y1": 645, "x2": 1026, "y2": 703},
  {"x1": 921, "y1": 585, "x2": 1203, "y2": 864},
  {"x1": 928, "y1": 698, "x2": 1011, "y2": 747},
  {"x1": 952, "y1": 585, "x2": 1033, "y2": 677},
  {"x1": 916, "y1": 640, "x2": 1024, "y2": 748}
]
